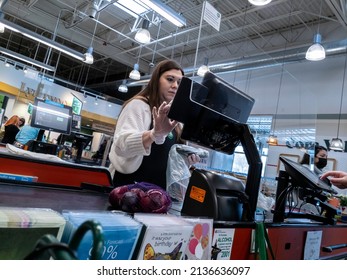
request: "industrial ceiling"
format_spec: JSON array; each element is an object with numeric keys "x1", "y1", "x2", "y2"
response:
[{"x1": 0, "y1": 0, "x2": 346, "y2": 102}]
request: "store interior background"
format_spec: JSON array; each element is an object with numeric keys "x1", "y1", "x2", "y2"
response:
[{"x1": 0, "y1": 0, "x2": 347, "y2": 184}]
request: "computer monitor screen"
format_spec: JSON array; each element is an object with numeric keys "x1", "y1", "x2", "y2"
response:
[
  {"x1": 192, "y1": 71, "x2": 255, "y2": 124},
  {"x1": 31, "y1": 98, "x2": 72, "y2": 135},
  {"x1": 168, "y1": 74, "x2": 254, "y2": 154},
  {"x1": 71, "y1": 114, "x2": 82, "y2": 131},
  {"x1": 279, "y1": 156, "x2": 336, "y2": 194}
]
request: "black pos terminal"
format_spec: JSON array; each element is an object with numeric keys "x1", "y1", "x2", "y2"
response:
[{"x1": 168, "y1": 72, "x2": 262, "y2": 222}]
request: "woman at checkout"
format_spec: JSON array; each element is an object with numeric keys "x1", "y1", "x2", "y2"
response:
[
  {"x1": 300, "y1": 145, "x2": 329, "y2": 175},
  {"x1": 108, "y1": 60, "x2": 200, "y2": 190}
]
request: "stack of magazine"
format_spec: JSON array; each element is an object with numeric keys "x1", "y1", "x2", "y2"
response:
[{"x1": 0, "y1": 207, "x2": 66, "y2": 260}]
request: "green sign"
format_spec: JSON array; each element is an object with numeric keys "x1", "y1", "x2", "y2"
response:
[{"x1": 72, "y1": 97, "x2": 82, "y2": 115}]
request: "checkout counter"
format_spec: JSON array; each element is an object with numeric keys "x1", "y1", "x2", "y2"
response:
[
  {"x1": 0, "y1": 143, "x2": 112, "y2": 212},
  {"x1": 1, "y1": 73, "x2": 347, "y2": 260}
]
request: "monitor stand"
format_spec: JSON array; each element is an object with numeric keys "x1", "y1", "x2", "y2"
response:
[
  {"x1": 181, "y1": 123, "x2": 262, "y2": 222},
  {"x1": 74, "y1": 139, "x2": 86, "y2": 164},
  {"x1": 273, "y1": 170, "x2": 338, "y2": 225}
]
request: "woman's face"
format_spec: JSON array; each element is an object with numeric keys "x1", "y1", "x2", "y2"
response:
[
  {"x1": 315, "y1": 149, "x2": 328, "y2": 163},
  {"x1": 158, "y1": 69, "x2": 183, "y2": 103}
]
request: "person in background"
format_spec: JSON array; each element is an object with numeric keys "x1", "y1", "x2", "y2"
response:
[
  {"x1": 1, "y1": 115, "x2": 20, "y2": 144},
  {"x1": 14, "y1": 123, "x2": 44, "y2": 148},
  {"x1": 18, "y1": 117, "x2": 26, "y2": 128},
  {"x1": 300, "y1": 145, "x2": 329, "y2": 176},
  {"x1": 108, "y1": 59, "x2": 200, "y2": 189}
]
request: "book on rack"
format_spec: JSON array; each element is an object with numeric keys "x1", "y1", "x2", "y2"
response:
[
  {"x1": 61, "y1": 210, "x2": 144, "y2": 260},
  {"x1": 0, "y1": 207, "x2": 66, "y2": 260},
  {"x1": 0, "y1": 172, "x2": 38, "y2": 183},
  {"x1": 133, "y1": 213, "x2": 194, "y2": 260},
  {"x1": 181, "y1": 217, "x2": 213, "y2": 260}
]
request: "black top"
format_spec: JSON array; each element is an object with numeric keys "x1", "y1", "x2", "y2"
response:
[
  {"x1": 1, "y1": 124, "x2": 20, "y2": 144},
  {"x1": 113, "y1": 130, "x2": 177, "y2": 190}
]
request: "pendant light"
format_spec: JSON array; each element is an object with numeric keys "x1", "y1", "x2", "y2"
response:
[
  {"x1": 129, "y1": 63, "x2": 140, "y2": 80},
  {"x1": 197, "y1": 57, "x2": 209, "y2": 77},
  {"x1": 305, "y1": 33, "x2": 325, "y2": 61},
  {"x1": 84, "y1": 13, "x2": 99, "y2": 65},
  {"x1": 129, "y1": 46, "x2": 142, "y2": 80},
  {"x1": 84, "y1": 46, "x2": 94, "y2": 64},
  {"x1": 0, "y1": 13, "x2": 4, "y2": 33},
  {"x1": 135, "y1": 19, "x2": 151, "y2": 44},
  {"x1": 118, "y1": 79, "x2": 128, "y2": 93},
  {"x1": 305, "y1": 0, "x2": 325, "y2": 61},
  {"x1": 330, "y1": 51, "x2": 347, "y2": 151}
]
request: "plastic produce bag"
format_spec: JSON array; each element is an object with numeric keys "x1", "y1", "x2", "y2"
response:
[
  {"x1": 166, "y1": 144, "x2": 209, "y2": 207},
  {"x1": 108, "y1": 182, "x2": 172, "y2": 213}
]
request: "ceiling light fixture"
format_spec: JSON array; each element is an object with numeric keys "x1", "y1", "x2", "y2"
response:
[
  {"x1": 0, "y1": 17, "x2": 86, "y2": 62},
  {"x1": 86, "y1": 0, "x2": 100, "y2": 18},
  {"x1": 84, "y1": 47, "x2": 94, "y2": 64},
  {"x1": 83, "y1": 12, "x2": 99, "y2": 65},
  {"x1": 128, "y1": 0, "x2": 186, "y2": 27},
  {"x1": 0, "y1": 46, "x2": 56, "y2": 72},
  {"x1": 197, "y1": 57, "x2": 209, "y2": 77},
  {"x1": 0, "y1": 13, "x2": 4, "y2": 33},
  {"x1": 129, "y1": 46, "x2": 142, "y2": 80},
  {"x1": 306, "y1": 0, "x2": 325, "y2": 62},
  {"x1": 330, "y1": 51, "x2": 347, "y2": 151},
  {"x1": 305, "y1": 33, "x2": 325, "y2": 61},
  {"x1": 267, "y1": 135, "x2": 278, "y2": 146},
  {"x1": 248, "y1": 0, "x2": 272, "y2": 6},
  {"x1": 129, "y1": 63, "x2": 140, "y2": 80},
  {"x1": 118, "y1": 79, "x2": 128, "y2": 93},
  {"x1": 135, "y1": 19, "x2": 151, "y2": 44}
]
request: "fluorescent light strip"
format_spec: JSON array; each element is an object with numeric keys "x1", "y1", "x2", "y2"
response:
[
  {"x1": 0, "y1": 18, "x2": 85, "y2": 62},
  {"x1": 115, "y1": 0, "x2": 147, "y2": 18},
  {"x1": 0, "y1": 46, "x2": 56, "y2": 72},
  {"x1": 137, "y1": 0, "x2": 186, "y2": 27}
]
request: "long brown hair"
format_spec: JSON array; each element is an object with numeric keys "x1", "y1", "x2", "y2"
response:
[
  {"x1": 5, "y1": 115, "x2": 20, "y2": 127},
  {"x1": 123, "y1": 59, "x2": 184, "y2": 111},
  {"x1": 121, "y1": 59, "x2": 184, "y2": 141}
]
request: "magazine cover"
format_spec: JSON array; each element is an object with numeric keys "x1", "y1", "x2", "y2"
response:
[
  {"x1": 62, "y1": 210, "x2": 143, "y2": 260},
  {"x1": 133, "y1": 213, "x2": 194, "y2": 260}
]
